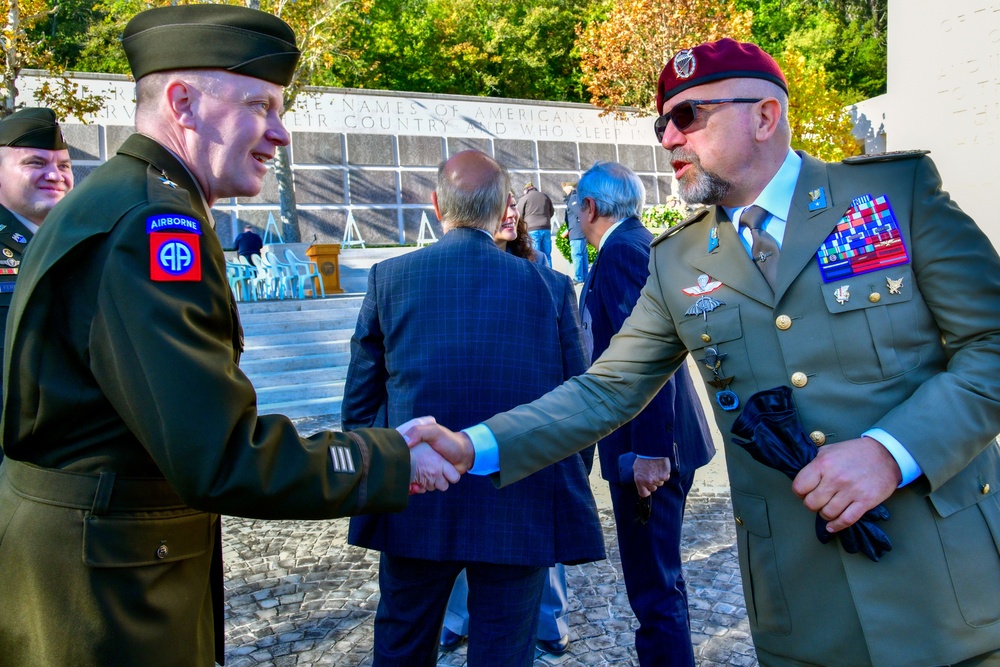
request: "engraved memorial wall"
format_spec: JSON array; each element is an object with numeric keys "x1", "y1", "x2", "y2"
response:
[{"x1": 20, "y1": 73, "x2": 669, "y2": 246}]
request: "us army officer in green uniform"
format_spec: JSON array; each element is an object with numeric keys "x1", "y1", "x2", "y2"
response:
[
  {"x1": 0, "y1": 107, "x2": 73, "y2": 449},
  {"x1": 412, "y1": 40, "x2": 1000, "y2": 666},
  {"x1": 0, "y1": 6, "x2": 456, "y2": 666}
]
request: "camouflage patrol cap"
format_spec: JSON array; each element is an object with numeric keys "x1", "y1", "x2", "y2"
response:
[
  {"x1": 0, "y1": 107, "x2": 68, "y2": 150},
  {"x1": 122, "y1": 4, "x2": 301, "y2": 86}
]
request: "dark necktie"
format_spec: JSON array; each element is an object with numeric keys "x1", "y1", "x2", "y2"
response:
[{"x1": 740, "y1": 205, "x2": 779, "y2": 289}]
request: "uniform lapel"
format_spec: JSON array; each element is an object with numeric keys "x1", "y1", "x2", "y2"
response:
[
  {"x1": 690, "y1": 206, "x2": 774, "y2": 306},
  {"x1": 772, "y1": 154, "x2": 847, "y2": 300}
]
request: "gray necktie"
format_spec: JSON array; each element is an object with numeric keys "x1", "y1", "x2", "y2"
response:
[{"x1": 740, "y1": 205, "x2": 779, "y2": 289}]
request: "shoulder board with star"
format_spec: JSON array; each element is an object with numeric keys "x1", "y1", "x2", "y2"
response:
[
  {"x1": 842, "y1": 149, "x2": 930, "y2": 165},
  {"x1": 651, "y1": 208, "x2": 710, "y2": 247},
  {"x1": 146, "y1": 166, "x2": 195, "y2": 210}
]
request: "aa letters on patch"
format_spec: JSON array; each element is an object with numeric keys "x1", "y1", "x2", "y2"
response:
[
  {"x1": 815, "y1": 194, "x2": 909, "y2": 283},
  {"x1": 150, "y1": 232, "x2": 202, "y2": 282}
]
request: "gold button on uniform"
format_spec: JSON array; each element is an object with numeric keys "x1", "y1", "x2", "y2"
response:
[
  {"x1": 775, "y1": 315, "x2": 792, "y2": 330},
  {"x1": 869, "y1": 292, "x2": 881, "y2": 303},
  {"x1": 809, "y1": 431, "x2": 827, "y2": 446},
  {"x1": 701, "y1": 333, "x2": 711, "y2": 343},
  {"x1": 735, "y1": 516, "x2": 744, "y2": 526},
  {"x1": 983, "y1": 483, "x2": 991, "y2": 495},
  {"x1": 791, "y1": 372, "x2": 808, "y2": 388}
]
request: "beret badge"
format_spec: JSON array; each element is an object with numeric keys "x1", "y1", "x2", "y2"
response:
[{"x1": 673, "y1": 49, "x2": 697, "y2": 79}]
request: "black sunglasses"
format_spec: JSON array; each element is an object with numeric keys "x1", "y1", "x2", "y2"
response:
[{"x1": 653, "y1": 98, "x2": 763, "y2": 141}]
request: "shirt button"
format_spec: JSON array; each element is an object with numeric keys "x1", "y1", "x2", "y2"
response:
[
  {"x1": 775, "y1": 315, "x2": 792, "y2": 330},
  {"x1": 791, "y1": 372, "x2": 808, "y2": 388},
  {"x1": 809, "y1": 431, "x2": 827, "y2": 446}
]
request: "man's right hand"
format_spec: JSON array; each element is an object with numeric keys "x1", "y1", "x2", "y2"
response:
[{"x1": 400, "y1": 421, "x2": 476, "y2": 474}]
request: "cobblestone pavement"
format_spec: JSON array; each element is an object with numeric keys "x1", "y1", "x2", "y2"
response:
[{"x1": 222, "y1": 416, "x2": 758, "y2": 667}]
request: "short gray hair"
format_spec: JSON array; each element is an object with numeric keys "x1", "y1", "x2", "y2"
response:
[
  {"x1": 435, "y1": 157, "x2": 510, "y2": 231},
  {"x1": 577, "y1": 161, "x2": 645, "y2": 220}
]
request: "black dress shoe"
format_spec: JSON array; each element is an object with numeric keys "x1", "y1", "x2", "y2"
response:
[
  {"x1": 536, "y1": 635, "x2": 570, "y2": 655},
  {"x1": 439, "y1": 627, "x2": 466, "y2": 650}
]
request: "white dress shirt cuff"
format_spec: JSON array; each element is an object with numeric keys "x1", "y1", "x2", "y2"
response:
[
  {"x1": 864, "y1": 427, "x2": 923, "y2": 487},
  {"x1": 463, "y1": 423, "x2": 500, "y2": 475}
]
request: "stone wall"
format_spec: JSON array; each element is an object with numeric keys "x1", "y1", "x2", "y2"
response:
[{"x1": 21, "y1": 73, "x2": 674, "y2": 247}]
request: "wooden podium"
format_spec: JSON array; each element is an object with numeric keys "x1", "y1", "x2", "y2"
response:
[{"x1": 304, "y1": 244, "x2": 345, "y2": 295}]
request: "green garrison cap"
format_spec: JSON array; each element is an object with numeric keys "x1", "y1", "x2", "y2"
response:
[
  {"x1": 122, "y1": 5, "x2": 301, "y2": 86},
  {"x1": 0, "y1": 108, "x2": 68, "y2": 150}
]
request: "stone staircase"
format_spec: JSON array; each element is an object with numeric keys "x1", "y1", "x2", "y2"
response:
[{"x1": 237, "y1": 296, "x2": 364, "y2": 419}]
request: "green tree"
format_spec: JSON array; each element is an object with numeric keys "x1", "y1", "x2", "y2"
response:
[
  {"x1": 321, "y1": 0, "x2": 593, "y2": 102},
  {"x1": 2, "y1": 0, "x2": 103, "y2": 118},
  {"x1": 576, "y1": 0, "x2": 753, "y2": 115},
  {"x1": 735, "y1": 0, "x2": 886, "y2": 101}
]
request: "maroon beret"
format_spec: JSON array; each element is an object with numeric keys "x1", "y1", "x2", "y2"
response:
[{"x1": 656, "y1": 38, "x2": 787, "y2": 112}]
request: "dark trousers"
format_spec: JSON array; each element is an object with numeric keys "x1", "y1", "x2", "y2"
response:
[
  {"x1": 373, "y1": 553, "x2": 546, "y2": 667},
  {"x1": 608, "y1": 468, "x2": 696, "y2": 667}
]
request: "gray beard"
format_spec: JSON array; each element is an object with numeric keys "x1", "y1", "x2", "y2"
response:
[{"x1": 677, "y1": 167, "x2": 732, "y2": 205}]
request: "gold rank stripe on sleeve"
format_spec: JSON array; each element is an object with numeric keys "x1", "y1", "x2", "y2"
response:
[{"x1": 329, "y1": 446, "x2": 356, "y2": 474}]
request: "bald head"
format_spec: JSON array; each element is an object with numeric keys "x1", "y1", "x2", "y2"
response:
[{"x1": 433, "y1": 150, "x2": 510, "y2": 232}]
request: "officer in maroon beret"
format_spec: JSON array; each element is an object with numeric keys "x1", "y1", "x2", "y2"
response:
[{"x1": 402, "y1": 37, "x2": 1000, "y2": 667}]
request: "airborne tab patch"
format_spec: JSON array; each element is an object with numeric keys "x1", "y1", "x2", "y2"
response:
[
  {"x1": 146, "y1": 214, "x2": 202, "y2": 235},
  {"x1": 150, "y1": 232, "x2": 202, "y2": 282}
]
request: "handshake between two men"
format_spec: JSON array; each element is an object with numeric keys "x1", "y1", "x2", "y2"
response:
[
  {"x1": 403, "y1": 417, "x2": 675, "y2": 498},
  {"x1": 402, "y1": 417, "x2": 475, "y2": 494}
]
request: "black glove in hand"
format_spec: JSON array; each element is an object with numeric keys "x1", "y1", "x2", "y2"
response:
[{"x1": 732, "y1": 386, "x2": 892, "y2": 562}]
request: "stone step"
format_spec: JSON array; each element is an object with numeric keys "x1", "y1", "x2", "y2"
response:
[
  {"x1": 241, "y1": 313, "x2": 361, "y2": 335},
  {"x1": 247, "y1": 365, "x2": 349, "y2": 389},
  {"x1": 258, "y1": 395, "x2": 344, "y2": 420},
  {"x1": 239, "y1": 351, "x2": 351, "y2": 376},
  {"x1": 237, "y1": 295, "x2": 364, "y2": 316},
  {"x1": 243, "y1": 327, "x2": 356, "y2": 348},
  {"x1": 255, "y1": 379, "x2": 346, "y2": 406},
  {"x1": 240, "y1": 339, "x2": 351, "y2": 361},
  {"x1": 237, "y1": 293, "x2": 365, "y2": 419}
]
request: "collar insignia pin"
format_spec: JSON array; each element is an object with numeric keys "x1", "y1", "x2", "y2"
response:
[
  {"x1": 707, "y1": 227, "x2": 720, "y2": 252},
  {"x1": 808, "y1": 187, "x2": 828, "y2": 212},
  {"x1": 11, "y1": 232, "x2": 27, "y2": 244},
  {"x1": 159, "y1": 172, "x2": 178, "y2": 189}
]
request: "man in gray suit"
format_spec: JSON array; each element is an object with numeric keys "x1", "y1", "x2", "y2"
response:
[{"x1": 412, "y1": 38, "x2": 1000, "y2": 667}]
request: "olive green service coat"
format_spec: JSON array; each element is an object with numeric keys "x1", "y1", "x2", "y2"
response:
[
  {"x1": 0, "y1": 134, "x2": 411, "y2": 666},
  {"x1": 485, "y1": 153, "x2": 1000, "y2": 666}
]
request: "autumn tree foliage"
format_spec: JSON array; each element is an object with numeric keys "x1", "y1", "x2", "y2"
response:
[
  {"x1": 779, "y1": 47, "x2": 857, "y2": 161},
  {"x1": 577, "y1": 0, "x2": 752, "y2": 115},
  {"x1": 1, "y1": 0, "x2": 102, "y2": 118},
  {"x1": 578, "y1": 0, "x2": 859, "y2": 159}
]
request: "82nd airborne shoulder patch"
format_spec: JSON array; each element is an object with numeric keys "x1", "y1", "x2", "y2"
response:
[{"x1": 148, "y1": 213, "x2": 202, "y2": 282}]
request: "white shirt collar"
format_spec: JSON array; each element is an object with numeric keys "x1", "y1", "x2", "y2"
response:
[
  {"x1": 598, "y1": 218, "x2": 628, "y2": 251},
  {"x1": 724, "y1": 148, "x2": 801, "y2": 224}
]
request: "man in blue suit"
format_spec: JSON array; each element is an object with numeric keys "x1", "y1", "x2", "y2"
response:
[
  {"x1": 578, "y1": 162, "x2": 715, "y2": 666},
  {"x1": 343, "y1": 150, "x2": 604, "y2": 667}
]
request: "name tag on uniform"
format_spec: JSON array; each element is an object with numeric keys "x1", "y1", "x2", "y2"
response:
[{"x1": 815, "y1": 194, "x2": 909, "y2": 283}]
